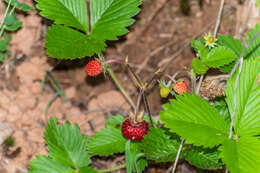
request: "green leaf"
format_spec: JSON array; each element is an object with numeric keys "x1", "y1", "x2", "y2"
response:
[
  {"x1": 5, "y1": 21, "x2": 22, "y2": 31},
  {"x1": 90, "y1": 0, "x2": 141, "y2": 41},
  {"x1": 219, "y1": 137, "x2": 260, "y2": 173},
  {"x1": 28, "y1": 155, "x2": 75, "y2": 173},
  {"x1": 36, "y1": 0, "x2": 88, "y2": 32},
  {"x1": 191, "y1": 38, "x2": 209, "y2": 59},
  {"x1": 0, "y1": 40, "x2": 8, "y2": 51},
  {"x1": 218, "y1": 34, "x2": 243, "y2": 57},
  {"x1": 142, "y1": 127, "x2": 180, "y2": 162},
  {"x1": 217, "y1": 34, "x2": 243, "y2": 73},
  {"x1": 160, "y1": 93, "x2": 229, "y2": 148},
  {"x1": 214, "y1": 98, "x2": 231, "y2": 123},
  {"x1": 5, "y1": 0, "x2": 34, "y2": 11},
  {"x1": 4, "y1": 14, "x2": 17, "y2": 25},
  {"x1": 105, "y1": 114, "x2": 124, "y2": 127},
  {"x1": 244, "y1": 24, "x2": 260, "y2": 60},
  {"x1": 183, "y1": 147, "x2": 222, "y2": 169},
  {"x1": 45, "y1": 118, "x2": 90, "y2": 168},
  {"x1": 78, "y1": 166, "x2": 98, "y2": 173},
  {"x1": 225, "y1": 59, "x2": 260, "y2": 136},
  {"x1": 202, "y1": 46, "x2": 237, "y2": 68},
  {"x1": 45, "y1": 25, "x2": 106, "y2": 59},
  {"x1": 192, "y1": 58, "x2": 208, "y2": 75},
  {"x1": 88, "y1": 126, "x2": 127, "y2": 156},
  {"x1": 125, "y1": 141, "x2": 147, "y2": 173}
]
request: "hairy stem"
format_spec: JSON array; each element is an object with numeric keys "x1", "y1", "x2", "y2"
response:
[
  {"x1": 98, "y1": 164, "x2": 126, "y2": 173},
  {"x1": 0, "y1": 0, "x2": 12, "y2": 37},
  {"x1": 106, "y1": 65, "x2": 136, "y2": 110}
]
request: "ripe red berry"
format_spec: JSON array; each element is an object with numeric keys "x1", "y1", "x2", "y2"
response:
[
  {"x1": 174, "y1": 81, "x2": 188, "y2": 95},
  {"x1": 85, "y1": 60, "x2": 102, "y2": 77},
  {"x1": 121, "y1": 119, "x2": 149, "y2": 141}
]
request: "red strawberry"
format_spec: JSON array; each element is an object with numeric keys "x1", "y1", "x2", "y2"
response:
[
  {"x1": 174, "y1": 80, "x2": 188, "y2": 95},
  {"x1": 122, "y1": 119, "x2": 149, "y2": 141},
  {"x1": 85, "y1": 60, "x2": 102, "y2": 77}
]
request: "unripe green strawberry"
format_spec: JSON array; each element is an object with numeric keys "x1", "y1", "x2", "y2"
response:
[
  {"x1": 160, "y1": 87, "x2": 170, "y2": 98},
  {"x1": 174, "y1": 80, "x2": 188, "y2": 95}
]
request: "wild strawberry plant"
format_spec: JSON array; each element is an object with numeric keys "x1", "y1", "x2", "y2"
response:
[
  {"x1": 27, "y1": 0, "x2": 260, "y2": 172},
  {"x1": 0, "y1": 0, "x2": 33, "y2": 62}
]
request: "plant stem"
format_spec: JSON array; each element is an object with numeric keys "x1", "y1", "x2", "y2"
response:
[
  {"x1": 106, "y1": 64, "x2": 136, "y2": 110},
  {"x1": 171, "y1": 139, "x2": 185, "y2": 173},
  {"x1": 214, "y1": 0, "x2": 225, "y2": 37},
  {"x1": 142, "y1": 91, "x2": 154, "y2": 127},
  {"x1": 0, "y1": 0, "x2": 12, "y2": 37},
  {"x1": 98, "y1": 164, "x2": 126, "y2": 173}
]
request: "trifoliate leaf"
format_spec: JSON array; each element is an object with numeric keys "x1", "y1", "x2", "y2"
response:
[
  {"x1": 36, "y1": 0, "x2": 88, "y2": 32},
  {"x1": 37, "y1": 0, "x2": 141, "y2": 59},
  {"x1": 191, "y1": 38, "x2": 209, "y2": 59},
  {"x1": 225, "y1": 59, "x2": 260, "y2": 136},
  {"x1": 90, "y1": 0, "x2": 141, "y2": 41},
  {"x1": 125, "y1": 141, "x2": 147, "y2": 173},
  {"x1": 88, "y1": 126, "x2": 127, "y2": 156},
  {"x1": 218, "y1": 34, "x2": 243, "y2": 57},
  {"x1": 28, "y1": 155, "x2": 75, "y2": 173},
  {"x1": 105, "y1": 114, "x2": 124, "y2": 127},
  {"x1": 219, "y1": 137, "x2": 260, "y2": 173},
  {"x1": 244, "y1": 24, "x2": 260, "y2": 60},
  {"x1": 183, "y1": 147, "x2": 222, "y2": 169},
  {"x1": 202, "y1": 46, "x2": 237, "y2": 68},
  {"x1": 45, "y1": 25, "x2": 106, "y2": 59},
  {"x1": 78, "y1": 166, "x2": 98, "y2": 173},
  {"x1": 142, "y1": 127, "x2": 180, "y2": 162},
  {"x1": 44, "y1": 118, "x2": 90, "y2": 168},
  {"x1": 192, "y1": 58, "x2": 208, "y2": 75},
  {"x1": 160, "y1": 93, "x2": 229, "y2": 148}
]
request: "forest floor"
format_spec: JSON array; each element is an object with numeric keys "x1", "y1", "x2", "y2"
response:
[{"x1": 0, "y1": 0, "x2": 256, "y2": 172}]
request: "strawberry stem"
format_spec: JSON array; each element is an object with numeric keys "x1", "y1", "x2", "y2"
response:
[{"x1": 105, "y1": 64, "x2": 136, "y2": 110}]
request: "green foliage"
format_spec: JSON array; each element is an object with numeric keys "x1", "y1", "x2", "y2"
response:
[
  {"x1": 214, "y1": 98, "x2": 231, "y2": 123},
  {"x1": 192, "y1": 58, "x2": 208, "y2": 75},
  {"x1": 0, "y1": 0, "x2": 32, "y2": 63},
  {"x1": 219, "y1": 137, "x2": 260, "y2": 173},
  {"x1": 183, "y1": 147, "x2": 222, "y2": 169},
  {"x1": 88, "y1": 115, "x2": 127, "y2": 156},
  {"x1": 218, "y1": 34, "x2": 243, "y2": 57},
  {"x1": 105, "y1": 114, "x2": 124, "y2": 127},
  {"x1": 28, "y1": 118, "x2": 93, "y2": 173},
  {"x1": 225, "y1": 59, "x2": 260, "y2": 136},
  {"x1": 4, "y1": 14, "x2": 22, "y2": 31},
  {"x1": 244, "y1": 24, "x2": 260, "y2": 60},
  {"x1": 125, "y1": 141, "x2": 147, "y2": 173},
  {"x1": 191, "y1": 38, "x2": 209, "y2": 59},
  {"x1": 45, "y1": 25, "x2": 106, "y2": 59},
  {"x1": 160, "y1": 93, "x2": 229, "y2": 148},
  {"x1": 36, "y1": 0, "x2": 142, "y2": 59},
  {"x1": 142, "y1": 127, "x2": 180, "y2": 162},
  {"x1": 202, "y1": 46, "x2": 236, "y2": 68},
  {"x1": 5, "y1": 0, "x2": 34, "y2": 11}
]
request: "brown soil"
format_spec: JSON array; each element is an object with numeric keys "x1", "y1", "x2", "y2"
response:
[{"x1": 0, "y1": 0, "x2": 253, "y2": 172}]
